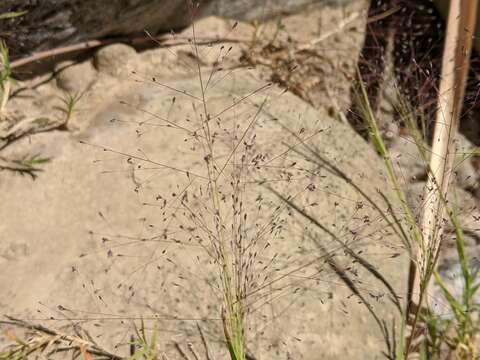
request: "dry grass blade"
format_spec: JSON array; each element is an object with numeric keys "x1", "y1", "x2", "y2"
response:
[
  {"x1": 311, "y1": 237, "x2": 396, "y2": 359},
  {"x1": 174, "y1": 343, "x2": 191, "y2": 360},
  {"x1": 0, "y1": 316, "x2": 122, "y2": 359},
  {"x1": 196, "y1": 323, "x2": 212, "y2": 360},
  {"x1": 297, "y1": 12, "x2": 360, "y2": 51},
  {"x1": 268, "y1": 185, "x2": 402, "y2": 312}
]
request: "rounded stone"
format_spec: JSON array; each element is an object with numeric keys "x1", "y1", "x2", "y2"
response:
[
  {"x1": 94, "y1": 43, "x2": 138, "y2": 77},
  {"x1": 55, "y1": 60, "x2": 97, "y2": 93}
]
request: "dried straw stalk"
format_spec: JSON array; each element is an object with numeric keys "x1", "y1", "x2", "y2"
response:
[{"x1": 407, "y1": 0, "x2": 478, "y2": 354}]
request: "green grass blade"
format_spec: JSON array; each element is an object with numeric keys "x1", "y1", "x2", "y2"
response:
[{"x1": 0, "y1": 11, "x2": 27, "y2": 20}]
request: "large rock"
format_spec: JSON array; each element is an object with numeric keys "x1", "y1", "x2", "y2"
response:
[
  {"x1": 0, "y1": 19, "x2": 405, "y2": 359},
  {"x1": 1, "y1": 0, "x2": 345, "y2": 59}
]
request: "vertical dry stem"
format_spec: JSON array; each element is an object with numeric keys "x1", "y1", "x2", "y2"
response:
[{"x1": 407, "y1": 0, "x2": 478, "y2": 355}]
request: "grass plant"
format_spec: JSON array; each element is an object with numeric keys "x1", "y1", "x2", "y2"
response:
[{"x1": 1, "y1": 2, "x2": 480, "y2": 360}]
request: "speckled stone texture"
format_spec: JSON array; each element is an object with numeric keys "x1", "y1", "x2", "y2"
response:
[{"x1": 1, "y1": 0, "x2": 346, "y2": 58}]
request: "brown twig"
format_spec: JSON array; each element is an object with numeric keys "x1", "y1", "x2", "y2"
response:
[{"x1": 10, "y1": 35, "x2": 246, "y2": 70}]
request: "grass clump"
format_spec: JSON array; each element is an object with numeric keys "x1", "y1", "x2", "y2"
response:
[
  {"x1": 426, "y1": 205, "x2": 480, "y2": 359},
  {"x1": 349, "y1": 1, "x2": 480, "y2": 357},
  {"x1": 349, "y1": 73, "x2": 480, "y2": 359},
  {"x1": 1, "y1": 3, "x2": 479, "y2": 360}
]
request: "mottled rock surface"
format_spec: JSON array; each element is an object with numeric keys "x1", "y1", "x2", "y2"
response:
[
  {"x1": 1, "y1": 0, "x2": 347, "y2": 58},
  {"x1": 0, "y1": 15, "x2": 406, "y2": 360}
]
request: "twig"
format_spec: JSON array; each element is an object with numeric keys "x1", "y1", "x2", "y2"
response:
[
  {"x1": 366, "y1": 5, "x2": 402, "y2": 24},
  {"x1": 11, "y1": 39, "x2": 106, "y2": 69},
  {"x1": 296, "y1": 7, "x2": 402, "y2": 52},
  {"x1": 297, "y1": 12, "x2": 360, "y2": 51},
  {"x1": 10, "y1": 35, "x2": 246, "y2": 70}
]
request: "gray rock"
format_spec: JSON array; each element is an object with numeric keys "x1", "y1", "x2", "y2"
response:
[
  {"x1": 2, "y1": 0, "x2": 346, "y2": 59},
  {"x1": 389, "y1": 135, "x2": 428, "y2": 184},
  {"x1": 204, "y1": 0, "x2": 348, "y2": 21},
  {"x1": 388, "y1": 133, "x2": 480, "y2": 197},
  {"x1": 0, "y1": 53, "x2": 406, "y2": 359}
]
